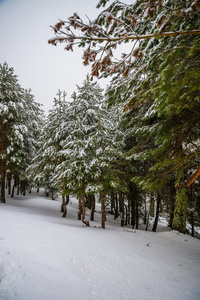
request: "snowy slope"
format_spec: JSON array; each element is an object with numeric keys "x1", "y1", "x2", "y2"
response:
[{"x1": 0, "y1": 190, "x2": 200, "y2": 300}]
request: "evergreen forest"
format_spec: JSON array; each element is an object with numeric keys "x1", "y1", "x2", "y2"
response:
[{"x1": 1, "y1": 0, "x2": 200, "y2": 236}]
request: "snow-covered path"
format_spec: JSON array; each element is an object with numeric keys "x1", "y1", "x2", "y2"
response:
[{"x1": 0, "y1": 191, "x2": 200, "y2": 300}]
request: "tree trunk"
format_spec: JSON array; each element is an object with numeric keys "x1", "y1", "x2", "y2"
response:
[
  {"x1": 127, "y1": 195, "x2": 131, "y2": 225},
  {"x1": 17, "y1": 179, "x2": 20, "y2": 195},
  {"x1": 11, "y1": 184, "x2": 15, "y2": 198},
  {"x1": 152, "y1": 192, "x2": 161, "y2": 232},
  {"x1": 62, "y1": 196, "x2": 67, "y2": 218},
  {"x1": 61, "y1": 184, "x2": 65, "y2": 213},
  {"x1": 90, "y1": 194, "x2": 95, "y2": 221},
  {"x1": 81, "y1": 194, "x2": 90, "y2": 226},
  {"x1": 114, "y1": 193, "x2": 118, "y2": 219},
  {"x1": 0, "y1": 124, "x2": 6, "y2": 203},
  {"x1": 119, "y1": 190, "x2": 124, "y2": 227},
  {"x1": 172, "y1": 168, "x2": 188, "y2": 233},
  {"x1": 145, "y1": 207, "x2": 150, "y2": 231},
  {"x1": 110, "y1": 190, "x2": 115, "y2": 215},
  {"x1": 7, "y1": 173, "x2": 12, "y2": 195},
  {"x1": 61, "y1": 181, "x2": 69, "y2": 217},
  {"x1": 62, "y1": 194, "x2": 69, "y2": 218},
  {"x1": 85, "y1": 194, "x2": 91, "y2": 209},
  {"x1": 129, "y1": 183, "x2": 139, "y2": 229},
  {"x1": 23, "y1": 182, "x2": 26, "y2": 196},
  {"x1": 20, "y1": 181, "x2": 26, "y2": 196},
  {"x1": 150, "y1": 193, "x2": 154, "y2": 217},
  {"x1": 0, "y1": 165, "x2": 6, "y2": 203},
  {"x1": 82, "y1": 195, "x2": 86, "y2": 222},
  {"x1": 169, "y1": 179, "x2": 175, "y2": 228},
  {"x1": 101, "y1": 190, "x2": 106, "y2": 229},
  {"x1": 130, "y1": 184, "x2": 135, "y2": 228},
  {"x1": 28, "y1": 185, "x2": 31, "y2": 194},
  {"x1": 144, "y1": 195, "x2": 147, "y2": 225},
  {"x1": 78, "y1": 197, "x2": 82, "y2": 220}
]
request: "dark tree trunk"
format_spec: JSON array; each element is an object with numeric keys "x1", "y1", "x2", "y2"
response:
[
  {"x1": 90, "y1": 194, "x2": 95, "y2": 221},
  {"x1": 37, "y1": 182, "x2": 40, "y2": 193},
  {"x1": 119, "y1": 190, "x2": 124, "y2": 227},
  {"x1": 61, "y1": 196, "x2": 66, "y2": 218},
  {"x1": 11, "y1": 176, "x2": 17, "y2": 198},
  {"x1": 62, "y1": 195, "x2": 69, "y2": 218},
  {"x1": 110, "y1": 190, "x2": 115, "y2": 215},
  {"x1": 130, "y1": 184, "x2": 139, "y2": 229},
  {"x1": 28, "y1": 186, "x2": 31, "y2": 194},
  {"x1": 130, "y1": 184, "x2": 135, "y2": 228},
  {"x1": 152, "y1": 192, "x2": 161, "y2": 232},
  {"x1": 145, "y1": 208, "x2": 150, "y2": 231},
  {"x1": 101, "y1": 190, "x2": 106, "y2": 229},
  {"x1": 85, "y1": 194, "x2": 92, "y2": 209},
  {"x1": 20, "y1": 181, "x2": 26, "y2": 196},
  {"x1": 7, "y1": 173, "x2": 12, "y2": 195},
  {"x1": 81, "y1": 194, "x2": 90, "y2": 227},
  {"x1": 0, "y1": 124, "x2": 6, "y2": 203},
  {"x1": 11, "y1": 184, "x2": 15, "y2": 198},
  {"x1": 78, "y1": 197, "x2": 82, "y2": 220},
  {"x1": 150, "y1": 193, "x2": 154, "y2": 217},
  {"x1": 144, "y1": 195, "x2": 147, "y2": 225},
  {"x1": 23, "y1": 182, "x2": 26, "y2": 196},
  {"x1": 17, "y1": 178, "x2": 20, "y2": 195},
  {"x1": 61, "y1": 184, "x2": 65, "y2": 213},
  {"x1": 0, "y1": 165, "x2": 6, "y2": 203},
  {"x1": 127, "y1": 194, "x2": 131, "y2": 225},
  {"x1": 169, "y1": 179, "x2": 175, "y2": 228},
  {"x1": 114, "y1": 193, "x2": 118, "y2": 219}
]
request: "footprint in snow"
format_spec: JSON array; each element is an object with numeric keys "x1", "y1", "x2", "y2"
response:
[{"x1": 0, "y1": 251, "x2": 25, "y2": 295}]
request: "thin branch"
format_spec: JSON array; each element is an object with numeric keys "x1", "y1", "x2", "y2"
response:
[
  {"x1": 48, "y1": 30, "x2": 200, "y2": 45},
  {"x1": 186, "y1": 164, "x2": 200, "y2": 187},
  {"x1": 134, "y1": 63, "x2": 148, "y2": 77},
  {"x1": 157, "y1": 155, "x2": 190, "y2": 177}
]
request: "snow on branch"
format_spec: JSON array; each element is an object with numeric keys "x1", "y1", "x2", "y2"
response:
[{"x1": 48, "y1": 0, "x2": 200, "y2": 79}]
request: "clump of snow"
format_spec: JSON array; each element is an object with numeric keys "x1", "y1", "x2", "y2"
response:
[{"x1": 0, "y1": 190, "x2": 200, "y2": 300}]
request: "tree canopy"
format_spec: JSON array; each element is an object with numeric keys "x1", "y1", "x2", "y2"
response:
[
  {"x1": 0, "y1": 62, "x2": 44, "y2": 203},
  {"x1": 48, "y1": 0, "x2": 200, "y2": 233},
  {"x1": 48, "y1": 0, "x2": 200, "y2": 79}
]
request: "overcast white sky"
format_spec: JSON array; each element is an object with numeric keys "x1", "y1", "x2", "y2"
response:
[{"x1": 0, "y1": 0, "x2": 111, "y2": 113}]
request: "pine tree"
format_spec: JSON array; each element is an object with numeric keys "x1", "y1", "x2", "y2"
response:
[
  {"x1": 9, "y1": 88, "x2": 44, "y2": 197},
  {"x1": 48, "y1": 1, "x2": 200, "y2": 232},
  {"x1": 29, "y1": 90, "x2": 68, "y2": 200},
  {"x1": 53, "y1": 76, "x2": 119, "y2": 228},
  {"x1": 0, "y1": 62, "x2": 43, "y2": 203}
]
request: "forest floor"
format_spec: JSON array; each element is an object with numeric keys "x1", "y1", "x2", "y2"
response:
[{"x1": 0, "y1": 190, "x2": 200, "y2": 300}]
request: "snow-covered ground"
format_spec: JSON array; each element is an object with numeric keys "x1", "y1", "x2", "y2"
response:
[{"x1": 0, "y1": 190, "x2": 200, "y2": 300}]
